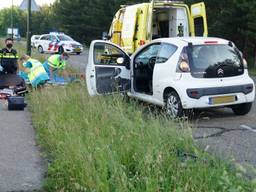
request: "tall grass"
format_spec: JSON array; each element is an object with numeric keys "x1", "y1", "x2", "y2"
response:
[{"x1": 28, "y1": 83, "x2": 256, "y2": 191}]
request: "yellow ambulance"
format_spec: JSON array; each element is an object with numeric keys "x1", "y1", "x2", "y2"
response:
[{"x1": 108, "y1": 0, "x2": 208, "y2": 54}]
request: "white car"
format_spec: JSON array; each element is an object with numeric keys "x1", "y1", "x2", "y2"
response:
[
  {"x1": 86, "y1": 37, "x2": 255, "y2": 118},
  {"x1": 35, "y1": 33, "x2": 83, "y2": 55}
]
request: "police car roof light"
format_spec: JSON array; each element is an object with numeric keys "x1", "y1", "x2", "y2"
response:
[{"x1": 49, "y1": 32, "x2": 65, "y2": 35}]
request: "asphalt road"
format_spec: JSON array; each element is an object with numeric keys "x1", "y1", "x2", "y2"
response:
[
  {"x1": 72, "y1": 50, "x2": 256, "y2": 169},
  {"x1": 0, "y1": 102, "x2": 44, "y2": 192},
  {"x1": 192, "y1": 78, "x2": 256, "y2": 167},
  {"x1": 69, "y1": 48, "x2": 88, "y2": 72}
]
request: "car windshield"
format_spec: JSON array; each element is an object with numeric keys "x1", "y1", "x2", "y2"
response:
[
  {"x1": 188, "y1": 44, "x2": 244, "y2": 78},
  {"x1": 57, "y1": 35, "x2": 73, "y2": 41}
]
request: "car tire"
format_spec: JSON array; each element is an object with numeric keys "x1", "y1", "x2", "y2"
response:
[
  {"x1": 38, "y1": 46, "x2": 44, "y2": 54},
  {"x1": 76, "y1": 52, "x2": 81, "y2": 55},
  {"x1": 231, "y1": 102, "x2": 252, "y2": 116},
  {"x1": 165, "y1": 91, "x2": 184, "y2": 118}
]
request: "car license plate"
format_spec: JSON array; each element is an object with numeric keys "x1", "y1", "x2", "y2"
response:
[
  {"x1": 74, "y1": 48, "x2": 81, "y2": 52},
  {"x1": 209, "y1": 95, "x2": 236, "y2": 105}
]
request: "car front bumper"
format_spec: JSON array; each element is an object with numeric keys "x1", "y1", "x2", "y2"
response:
[{"x1": 64, "y1": 47, "x2": 83, "y2": 53}]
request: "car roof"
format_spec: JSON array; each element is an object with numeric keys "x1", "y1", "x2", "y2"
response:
[{"x1": 153, "y1": 37, "x2": 230, "y2": 46}]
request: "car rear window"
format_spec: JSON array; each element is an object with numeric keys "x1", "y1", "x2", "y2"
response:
[{"x1": 187, "y1": 44, "x2": 244, "y2": 78}]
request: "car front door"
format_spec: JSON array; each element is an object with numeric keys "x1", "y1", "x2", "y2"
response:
[{"x1": 86, "y1": 40, "x2": 131, "y2": 96}]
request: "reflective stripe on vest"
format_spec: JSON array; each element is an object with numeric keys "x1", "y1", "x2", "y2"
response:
[
  {"x1": 47, "y1": 54, "x2": 66, "y2": 69},
  {"x1": 1, "y1": 53, "x2": 19, "y2": 59},
  {"x1": 27, "y1": 59, "x2": 48, "y2": 83}
]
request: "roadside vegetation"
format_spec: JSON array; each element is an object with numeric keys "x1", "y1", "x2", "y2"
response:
[
  {"x1": 249, "y1": 66, "x2": 256, "y2": 77},
  {"x1": 28, "y1": 83, "x2": 256, "y2": 191}
]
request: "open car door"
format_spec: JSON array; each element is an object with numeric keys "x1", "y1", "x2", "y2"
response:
[
  {"x1": 86, "y1": 40, "x2": 131, "y2": 96},
  {"x1": 191, "y1": 2, "x2": 208, "y2": 37}
]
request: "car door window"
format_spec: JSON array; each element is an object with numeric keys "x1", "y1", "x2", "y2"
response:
[
  {"x1": 156, "y1": 43, "x2": 177, "y2": 63},
  {"x1": 51, "y1": 35, "x2": 57, "y2": 41},
  {"x1": 94, "y1": 42, "x2": 128, "y2": 66},
  {"x1": 134, "y1": 43, "x2": 161, "y2": 66},
  {"x1": 40, "y1": 35, "x2": 48, "y2": 40}
]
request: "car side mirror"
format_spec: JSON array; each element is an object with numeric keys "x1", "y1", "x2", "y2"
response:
[
  {"x1": 116, "y1": 56, "x2": 130, "y2": 69},
  {"x1": 117, "y1": 57, "x2": 124, "y2": 65}
]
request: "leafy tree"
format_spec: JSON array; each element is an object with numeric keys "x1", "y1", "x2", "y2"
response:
[
  {"x1": 0, "y1": 7, "x2": 26, "y2": 37},
  {"x1": 52, "y1": 0, "x2": 147, "y2": 43}
]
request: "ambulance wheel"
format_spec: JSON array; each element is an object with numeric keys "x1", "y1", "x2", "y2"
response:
[{"x1": 38, "y1": 46, "x2": 44, "y2": 54}]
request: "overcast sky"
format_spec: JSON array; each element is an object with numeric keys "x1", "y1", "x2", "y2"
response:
[{"x1": 0, "y1": 0, "x2": 56, "y2": 9}]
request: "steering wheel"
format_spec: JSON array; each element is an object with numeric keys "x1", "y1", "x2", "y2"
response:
[{"x1": 148, "y1": 56, "x2": 157, "y2": 71}]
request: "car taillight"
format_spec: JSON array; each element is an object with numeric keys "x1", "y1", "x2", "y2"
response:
[
  {"x1": 179, "y1": 61, "x2": 190, "y2": 72},
  {"x1": 178, "y1": 51, "x2": 190, "y2": 72},
  {"x1": 243, "y1": 58, "x2": 248, "y2": 69}
]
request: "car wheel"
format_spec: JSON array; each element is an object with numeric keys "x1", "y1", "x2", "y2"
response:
[
  {"x1": 38, "y1": 45, "x2": 44, "y2": 54},
  {"x1": 165, "y1": 91, "x2": 184, "y2": 118},
  {"x1": 76, "y1": 52, "x2": 81, "y2": 55},
  {"x1": 231, "y1": 102, "x2": 252, "y2": 116}
]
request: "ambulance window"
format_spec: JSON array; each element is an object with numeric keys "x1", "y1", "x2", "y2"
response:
[
  {"x1": 94, "y1": 42, "x2": 128, "y2": 66},
  {"x1": 156, "y1": 43, "x2": 177, "y2": 63},
  {"x1": 194, "y1": 17, "x2": 204, "y2": 36}
]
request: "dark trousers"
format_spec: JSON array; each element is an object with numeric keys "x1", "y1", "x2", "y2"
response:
[{"x1": 1, "y1": 62, "x2": 18, "y2": 74}]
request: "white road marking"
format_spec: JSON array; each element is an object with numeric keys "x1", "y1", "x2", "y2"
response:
[{"x1": 240, "y1": 124, "x2": 256, "y2": 133}]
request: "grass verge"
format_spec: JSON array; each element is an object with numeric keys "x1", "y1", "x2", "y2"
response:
[
  {"x1": 28, "y1": 83, "x2": 256, "y2": 191},
  {"x1": 249, "y1": 67, "x2": 256, "y2": 77}
]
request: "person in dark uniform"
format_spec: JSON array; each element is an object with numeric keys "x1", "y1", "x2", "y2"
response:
[{"x1": 0, "y1": 38, "x2": 19, "y2": 74}]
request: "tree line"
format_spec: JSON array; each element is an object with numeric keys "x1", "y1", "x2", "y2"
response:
[{"x1": 0, "y1": 0, "x2": 255, "y2": 66}]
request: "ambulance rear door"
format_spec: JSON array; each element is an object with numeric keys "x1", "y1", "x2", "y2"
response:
[
  {"x1": 146, "y1": 0, "x2": 154, "y2": 42},
  {"x1": 121, "y1": 5, "x2": 139, "y2": 54},
  {"x1": 190, "y1": 2, "x2": 208, "y2": 37}
]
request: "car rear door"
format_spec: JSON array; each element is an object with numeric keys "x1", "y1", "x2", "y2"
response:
[
  {"x1": 86, "y1": 40, "x2": 131, "y2": 96},
  {"x1": 190, "y1": 2, "x2": 208, "y2": 37}
]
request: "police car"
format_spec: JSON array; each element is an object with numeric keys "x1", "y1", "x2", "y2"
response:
[
  {"x1": 86, "y1": 37, "x2": 255, "y2": 118},
  {"x1": 35, "y1": 33, "x2": 83, "y2": 55}
]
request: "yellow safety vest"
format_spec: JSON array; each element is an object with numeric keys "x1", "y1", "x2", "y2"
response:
[
  {"x1": 27, "y1": 59, "x2": 48, "y2": 83},
  {"x1": 47, "y1": 54, "x2": 66, "y2": 69}
]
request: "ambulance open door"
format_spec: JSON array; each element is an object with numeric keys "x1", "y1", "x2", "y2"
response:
[{"x1": 190, "y1": 2, "x2": 208, "y2": 37}]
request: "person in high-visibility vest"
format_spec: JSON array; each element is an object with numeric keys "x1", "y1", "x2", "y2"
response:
[
  {"x1": 42, "y1": 52, "x2": 69, "y2": 81},
  {"x1": 0, "y1": 38, "x2": 19, "y2": 74},
  {"x1": 19, "y1": 55, "x2": 49, "y2": 88}
]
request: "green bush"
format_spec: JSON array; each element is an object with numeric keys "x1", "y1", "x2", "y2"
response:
[{"x1": 29, "y1": 83, "x2": 256, "y2": 191}]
